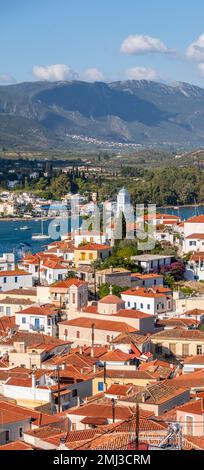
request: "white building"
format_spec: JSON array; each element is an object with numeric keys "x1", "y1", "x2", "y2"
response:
[
  {"x1": 183, "y1": 234, "x2": 204, "y2": 254},
  {"x1": 0, "y1": 253, "x2": 15, "y2": 271},
  {"x1": 0, "y1": 270, "x2": 33, "y2": 292},
  {"x1": 121, "y1": 287, "x2": 173, "y2": 316},
  {"x1": 131, "y1": 254, "x2": 172, "y2": 273},
  {"x1": 185, "y1": 252, "x2": 204, "y2": 281},
  {"x1": 116, "y1": 187, "x2": 131, "y2": 217},
  {"x1": 15, "y1": 305, "x2": 59, "y2": 336},
  {"x1": 183, "y1": 215, "x2": 204, "y2": 238}
]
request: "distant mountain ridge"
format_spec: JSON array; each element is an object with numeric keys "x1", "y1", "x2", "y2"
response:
[{"x1": 1, "y1": 79, "x2": 204, "y2": 150}]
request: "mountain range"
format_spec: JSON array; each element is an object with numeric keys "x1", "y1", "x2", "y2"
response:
[{"x1": 1, "y1": 79, "x2": 204, "y2": 150}]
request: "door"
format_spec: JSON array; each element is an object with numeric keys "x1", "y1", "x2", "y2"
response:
[{"x1": 34, "y1": 318, "x2": 40, "y2": 330}]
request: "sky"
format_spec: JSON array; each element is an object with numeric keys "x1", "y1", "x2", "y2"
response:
[{"x1": 1, "y1": 0, "x2": 204, "y2": 86}]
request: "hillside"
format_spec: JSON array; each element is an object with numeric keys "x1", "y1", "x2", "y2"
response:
[{"x1": 1, "y1": 79, "x2": 204, "y2": 150}]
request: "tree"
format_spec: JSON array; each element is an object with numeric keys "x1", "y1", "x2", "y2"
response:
[
  {"x1": 50, "y1": 174, "x2": 71, "y2": 199},
  {"x1": 98, "y1": 283, "x2": 129, "y2": 299}
]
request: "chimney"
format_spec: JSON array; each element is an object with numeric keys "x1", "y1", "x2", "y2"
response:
[
  {"x1": 141, "y1": 392, "x2": 146, "y2": 403},
  {"x1": 90, "y1": 348, "x2": 94, "y2": 358},
  {"x1": 79, "y1": 346, "x2": 83, "y2": 355},
  {"x1": 77, "y1": 396, "x2": 80, "y2": 407},
  {"x1": 93, "y1": 364, "x2": 96, "y2": 373},
  {"x1": 62, "y1": 362, "x2": 66, "y2": 370},
  {"x1": 31, "y1": 373, "x2": 36, "y2": 389},
  {"x1": 201, "y1": 397, "x2": 204, "y2": 412},
  {"x1": 58, "y1": 437, "x2": 67, "y2": 450}
]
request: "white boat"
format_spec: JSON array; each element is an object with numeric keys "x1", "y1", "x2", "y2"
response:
[
  {"x1": 20, "y1": 225, "x2": 31, "y2": 231},
  {"x1": 32, "y1": 220, "x2": 50, "y2": 240}
]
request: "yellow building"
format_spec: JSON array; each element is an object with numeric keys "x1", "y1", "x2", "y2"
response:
[
  {"x1": 92, "y1": 369, "x2": 158, "y2": 395},
  {"x1": 74, "y1": 243, "x2": 112, "y2": 267}
]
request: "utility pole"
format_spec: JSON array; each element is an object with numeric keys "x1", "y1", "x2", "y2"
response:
[
  {"x1": 112, "y1": 398, "x2": 115, "y2": 423},
  {"x1": 135, "y1": 400, "x2": 139, "y2": 449},
  {"x1": 103, "y1": 361, "x2": 107, "y2": 391},
  {"x1": 91, "y1": 323, "x2": 95, "y2": 349},
  {"x1": 56, "y1": 366, "x2": 61, "y2": 413}
]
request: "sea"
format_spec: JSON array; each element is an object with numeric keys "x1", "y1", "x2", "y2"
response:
[{"x1": 0, "y1": 205, "x2": 204, "y2": 258}]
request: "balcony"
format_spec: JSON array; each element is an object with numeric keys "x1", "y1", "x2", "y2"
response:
[{"x1": 29, "y1": 324, "x2": 45, "y2": 332}]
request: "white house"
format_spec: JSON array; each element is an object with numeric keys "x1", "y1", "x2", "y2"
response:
[
  {"x1": 121, "y1": 287, "x2": 173, "y2": 316},
  {"x1": 15, "y1": 305, "x2": 59, "y2": 336},
  {"x1": 49, "y1": 278, "x2": 88, "y2": 310},
  {"x1": 131, "y1": 273, "x2": 164, "y2": 288},
  {"x1": 0, "y1": 270, "x2": 33, "y2": 292},
  {"x1": 131, "y1": 255, "x2": 172, "y2": 273},
  {"x1": 183, "y1": 234, "x2": 204, "y2": 254},
  {"x1": 73, "y1": 230, "x2": 108, "y2": 247},
  {"x1": 183, "y1": 215, "x2": 204, "y2": 238},
  {"x1": 0, "y1": 253, "x2": 15, "y2": 271},
  {"x1": 40, "y1": 260, "x2": 68, "y2": 285},
  {"x1": 185, "y1": 252, "x2": 204, "y2": 281}
]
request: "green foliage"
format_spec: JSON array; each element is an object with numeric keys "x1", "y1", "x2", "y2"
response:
[
  {"x1": 98, "y1": 283, "x2": 128, "y2": 299},
  {"x1": 164, "y1": 274, "x2": 175, "y2": 289}
]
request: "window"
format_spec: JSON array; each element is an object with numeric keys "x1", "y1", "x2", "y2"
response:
[
  {"x1": 72, "y1": 389, "x2": 77, "y2": 397},
  {"x1": 154, "y1": 279, "x2": 157, "y2": 285},
  {"x1": 134, "y1": 302, "x2": 137, "y2": 309},
  {"x1": 169, "y1": 343, "x2": 176, "y2": 355},
  {"x1": 0, "y1": 306, "x2": 4, "y2": 313},
  {"x1": 98, "y1": 382, "x2": 104, "y2": 392},
  {"x1": 5, "y1": 430, "x2": 10, "y2": 442},
  {"x1": 156, "y1": 343, "x2": 162, "y2": 354},
  {"x1": 182, "y1": 344, "x2": 189, "y2": 356},
  {"x1": 186, "y1": 416, "x2": 193, "y2": 435},
  {"x1": 47, "y1": 318, "x2": 51, "y2": 326},
  {"x1": 147, "y1": 304, "x2": 150, "y2": 310},
  {"x1": 3, "y1": 277, "x2": 6, "y2": 284},
  {"x1": 15, "y1": 276, "x2": 18, "y2": 283},
  {"x1": 140, "y1": 303, "x2": 143, "y2": 309},
  {"x1": 58, "y1": 274, "x2": 62, "y2": 280},
  {"x1": 106, "y1": 335, "x2": 110, "y2": 342},
  {"x1": 19, "y1": 427, "x2": 23, "y2": 438},
  {"x1": 22, "y1": 317, "x2": 26, "y2": 324},
  {"x1": 72, "y1": 423, "x2": 76, "y2": 431},
  {"x1": 197, "y1": 345, "x2": 202, "y2": 355},
  {"x1": 72, "y1": 293, "x2": 76, "y2": 304},
  {"x1": 89, "y1": 253, "x2": 93, "y2": 260},
  {"x1": 127, "y1": 302, "x2": 130, "y2": 307},
  {"x1": 6, "y1": 307, "x2": 11, "y2": 315},
  {"x1": 76, "y1": 330, "x2": 80, "y2": 339},
  {"x1": 64, "y1": 329, "x2": 68, "y2": 339}
]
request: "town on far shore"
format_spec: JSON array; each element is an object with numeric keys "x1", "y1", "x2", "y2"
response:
[{"x1": 0, "y1": 176, "x2": 204, "y2": 452}]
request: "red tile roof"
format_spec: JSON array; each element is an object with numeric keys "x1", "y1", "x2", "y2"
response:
[
  {"x1": 186, "y1": 233, "x2": 204, "y2": 239},
  {"x1": 0, "y1": 441, "x2": 33, "y2": 450},
  {"x1": 0, "y1": 269, "x2": 31, "y2": 277},
  {"x1": 99, "y1": 295, "x2": 124, "y2": 304},
  {"x1": 51, "y1": 278, "x2": 87, "y2": 288},
  {"x1": 59, "y1": 317, "x2": 137, "y2": 333},
  {"x1": 122, "y1": 287, "x2": 168, "y2": 298},
  {"x1": 185, "y1": 215, "x2": 204, "y2": 223},
  {"x1": 18, "y1": 306, "x2": 57, "y2": 316},
  {"x1": 75, "y1": 243, "x2": 111, "y2": 251}
]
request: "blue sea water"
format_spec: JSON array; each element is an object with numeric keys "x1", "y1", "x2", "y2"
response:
[{"x1": 0, "y1": 205, "x2": 204, "y2": 258}]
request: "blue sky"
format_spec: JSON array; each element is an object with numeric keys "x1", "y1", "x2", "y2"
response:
[{"x1": 1, "y1": 0, "x2": 204, "y2": 86}]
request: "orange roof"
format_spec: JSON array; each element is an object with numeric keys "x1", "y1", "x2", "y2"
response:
[
  {"x1": 131, "y1": 273, "x2": 163, "y2": 279},
  {"x1": 115, "y1": 309, "x2": 153, "y2": 319},
  {"x1": 99, "y1": 348, "x2": 135, "y2": 362},
  {"x1": 17, "y1": 306, "x2": 57, "y2": 316},
  {"x1": 51, "y1": 278, "x2": 87, "y2": 288},
  {"x1": 0, "y1": 441, "x2": 33, "y2": 450},
  {"x1": 75, "y1": 243, "x2": 111, "y2": 251},
  {"x1": 186, "y1": 233, "x2": 204, "y2": 239},
  {"x1": 42, "y1": 260, "x2": 67, "y2": 269},
  {"x1": 177, "y1": 398, "x2": 204, "y2": 415},
  {"x1": 99, "y1": 294, "x2": 124, "y2": 304},
  {"x1": 185, "y1": 215, "x2": 204, "y2": 223},
  {"x1": 190, "y1": 252, "x2": 204, "y2": 262},
  {"x1": 59, "y1": 317, "x2": 137, "y2": 333},
  {"x1": 122, "y1": 287, "x2": 168, "y2": 298},
  {"x1": 105, "y1": 384, "x2": 133, "y2": 396},
  {"x1": 0, "y1": 269, "x2": 31, "y2": 277},
  {"x1": 67, "y1": 402, "x2": 133, "y2": 420}
]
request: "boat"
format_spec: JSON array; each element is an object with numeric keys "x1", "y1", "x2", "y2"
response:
[
  {"x1": 20, "y1": 225, "x2": 31, "y2": 231},
  {"x1": 32, "y1": 219, "x2": 50, "y2": 240}
]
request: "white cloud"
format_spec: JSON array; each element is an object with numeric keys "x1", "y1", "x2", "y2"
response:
[
  {"x1": 83, "y1": 67, "x2": 104, "y2": 82},
  {"x1": 186, "y1": 34, "x2": 204, "y2": 62},
  {"x1": 120, "y1": 34, "x2": 169, "y2": 55},
  {"x1": 0, "y1": 73, "x2": 16, "y2": 84},
  {"x1": 125, "y1": 66, "x2": 159, "y2": 81},
  {"x1": 32, "y1": 64, "x2": 78, "y2": 81}
]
